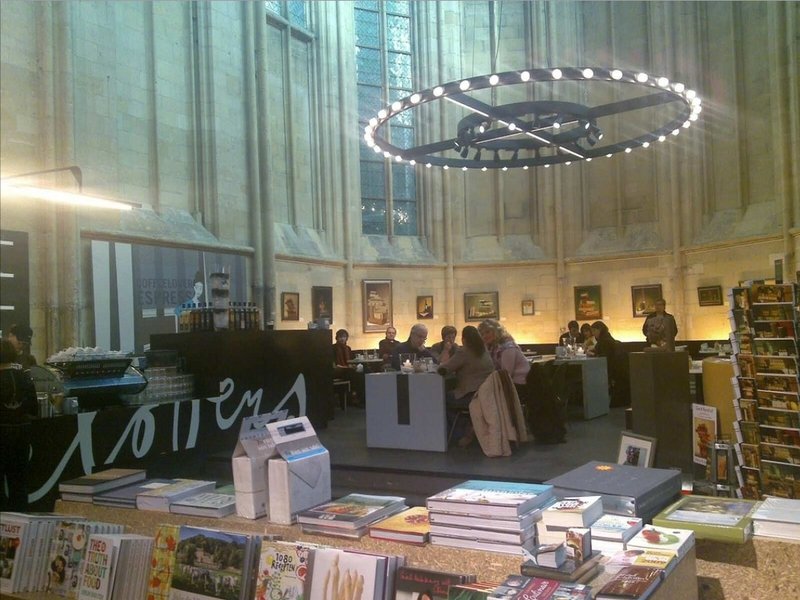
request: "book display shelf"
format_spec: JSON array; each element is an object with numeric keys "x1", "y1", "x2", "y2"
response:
[{"x1": 729, "y1": 282, "x2": 800, "y2": 499}]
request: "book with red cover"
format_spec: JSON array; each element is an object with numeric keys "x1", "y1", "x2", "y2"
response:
[{"x1": 596, "y1": 566, "x2": 663, "y2": 600}]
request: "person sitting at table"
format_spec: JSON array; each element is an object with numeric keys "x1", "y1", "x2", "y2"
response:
[
  {"x1": 580, "y1": 323, "x2": 596, "y2": 353},
  {"x1": 477, "y1": 318, "x2": 530, "y2": 403},
  {"x1": 588, "y1": 320, "x2": 630, "y2": 406},
  {"x1": 430, "y1": 325, "x2": 459, "y2": 363},
  {"x1": 378, "y1": 326, "x2": 400, "y2": 365},
  {"x1": 438, "y1": 326, "x2": 494, "y2": 447},
  {"x1": 332, "y1": 329, "x2": 363, "y2": 406},
  {"x1": 391, "y1": 323, "x2": 434, "y2": 370},
  {"x1": 558, "y1": 320, "x2": 584, "y2": 347}
]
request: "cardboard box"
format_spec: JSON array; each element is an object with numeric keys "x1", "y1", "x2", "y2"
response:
[
  {"x1": 232, "y1": 413, "x2": 281, "y2": 519},
  {"x1": 266, "y1": 416, "x2": 331, "y2": 525}
]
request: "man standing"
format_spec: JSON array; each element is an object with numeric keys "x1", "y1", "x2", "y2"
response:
[
  {"x1": 378, "y1": 326, "x2": 400, "y2": 365},
  {"x1": 642, "y1": 299, "x2": 678, "y2": 351},
  {"x1": 391, "y1": 323, "x2": 434, "y2": 370}
]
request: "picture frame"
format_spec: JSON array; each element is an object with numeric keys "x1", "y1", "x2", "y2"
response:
[
  {"x1": 280, "y1": 292, "x2": 299, "y2": 321},
  {"x1": 574, "y1": 285, "x2": 602, "y2": 320},
  {"x1": 617, "y1": 431, "x2": 657, "y2": 468},
  {"x1": 631, "y1": 284, "x2": 663, "y2": 318},
  {"x1": 416, "y1": 295, "x2": 434, "y2": 319},
  {"x1": 311, "y1": 286, "x2": 333, "y2": 322},
  {"x1": 521, "y1": 299, "x2": 535, "y2": 316},
  {"x1": 464, "y1": 291, "x2": 499, "y2": 322},
  {"x1": 363, "y1": 279, "x2": 392, "y2": 332},
  {"x1": 698, "y1": 285, "x2": 724, "y2": 307}
]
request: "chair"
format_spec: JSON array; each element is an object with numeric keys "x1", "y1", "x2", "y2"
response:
[
  {"x1": 447, "y1": 408, "x2": 471, "y2": 445},
  {"x1": 332, "y1": 378, "x2": 350, "y2": 414}
]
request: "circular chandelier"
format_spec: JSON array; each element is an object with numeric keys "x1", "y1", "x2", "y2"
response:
[{"x1": 363, "y1": 67, "x2": 702, "y2": 170}]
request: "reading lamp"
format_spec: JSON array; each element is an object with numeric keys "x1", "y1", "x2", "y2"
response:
[{"x1": 0, "y1": 166, "x2": 138, "y2": 211}]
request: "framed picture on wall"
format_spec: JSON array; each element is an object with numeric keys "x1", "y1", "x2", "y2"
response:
[
  {"x1": 464, "y1": 292, "x2": 499, "y2": 322},
  {"x1": 363, "y1": 280, "x2": 393, "y2": 332},
  {"x1": 698, "y1": 285, "x2": 723, "y2": 306},
  {"x1": 311, "y1": 286, "x2": 333, "y2": 322},
  {"x1": 521, "y1": 299, "x2": 535, "y2": 316},
  {"x1": 416, "y1": 295, "x2": 434, "y2": 319},
  {"x1": 574, "y1": 285, "x2": 602, "y2": 320},
  {"x1": 631, "y1": 284, "x2": 663, "y2": 318},
  {"x1": 281, "y1": 292, "x2": 299, "y2": 321}
]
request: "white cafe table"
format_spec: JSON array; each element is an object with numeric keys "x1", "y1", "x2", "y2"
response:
[
  {"x1": 550, "y1": 356, "x2": 610, "y2": 419},
  {"x1": 365, "y1": 372, "x2": 447, "y2": 452}
]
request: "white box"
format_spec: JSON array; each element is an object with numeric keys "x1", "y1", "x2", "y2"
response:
[
  {"x1": 266, "y1": 416, "x2": 331, "y2": 525},
  {"x1": 232, "y1": 413, "x2": 281, "y2": 519}
]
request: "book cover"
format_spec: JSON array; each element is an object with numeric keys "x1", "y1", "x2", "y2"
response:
[
  {"x1": 0, "y1": 515, "x2": 31, "y2": 594},
  {"x1": 630, "y1": 549, "x2": 676, "y2": 573},
  {"x1": 448, "y1": 581, "x2": 502, "y2": 600},
  {"x1": 135, "y1": 479, "x2": 216, "y2": 512},
  {"x1": 520, "y1": 550, "x2": 603, "y2": 583},
  {"x1": 394, "y1": 565, "x2": 476, "y2": 600},
  {"x1": 589, "y1": 514, "x2": 643, "y2": 542},
  {"x1": 254, "y1": 540, "x2": 318, "y2": 600},
  {"x1": 145, "y1": 524, "x2": 180, "y2": 600},
  {"x1": 541, "y1": 496, "x2": 603, "y2": 528},
  {"x1": 58, "y1": 468, "x2": 147, "y2": 495},
  {"x1": 169, "y1": 526, "x2": 253, "y2": 600},
  {"x1": 565, "y1": 528, "x2": 591, "y2": 563},
  {"x1": 627, "y1": 525, "x2": 695, "y2": 558},
  {"x1": 652, "y1": 495, "x2": 758, "y2": 543},
  {"x1": 368, "y1": 505, "x2": 430, "y2": 544},
  {"x1": 596, "y1": 565, "x2": 662, "y2": 600},
  {"x1": 169, "y1": 492, "x2": 236, "y2": 518},
  {"x1": 93, "y1": 478, "x2": 176, "y2": 507},
  {"x1": 426, "y1": 481, "x2": 554, "y2": 517},
  {"x1": 76, "y1": 535, "x2": 115, "y2": 600},
  {"x1": 46, "y1": 520, "x2": 91, "y2": 597},
  {"x1": 489, "y1": 575, "x2": 591, "y2": 600},
  {"x1": 305, "y1": 548, "x2": 385, "y2": 600},
  {"x1": 296, "y1": 493, "x2": 406, "y2": 529}
]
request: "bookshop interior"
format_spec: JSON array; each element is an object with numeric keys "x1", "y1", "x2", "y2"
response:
[{"x1": 1, "y1": 1, "x2": 799, "y2": 599}]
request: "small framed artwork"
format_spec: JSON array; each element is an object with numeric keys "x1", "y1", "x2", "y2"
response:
[
  {"x1": 311, "y1": 286, "x2": 333, "y2": 321},
  {"x1": 464, "y1": 291, "x2": 499, "y2": 322},
  {"x1": 363, "y1": 279, "x2": 392, "y2": 332},
  {"x1": 617, "y1": 431, "x2": 657, "y2": 468},
  {"x1": 631, "y1": 284, "x2": 663, "y2": 318},
  {"x1": 281, "y1": 292, "x2": 299, "y2": 321},
  {"x1": 521, "y1": 299, "x2": 535, "y2": 316},
  {"x1": 416, "y1": 295, "x2": 434, "y2": 319},
  {"x1": 574, "y1": 285, "x2": 602, "y2": 320},
  {"x1": 698, "y1": 285, "x2": 723, "y2": 307}
]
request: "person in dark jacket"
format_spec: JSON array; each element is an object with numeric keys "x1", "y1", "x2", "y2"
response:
[
  {"x1": 642, "y1": 299, "x2": 678, "y2": 351},
  {"x1": 4, "y1": 323, "x2": 37, "y2": 369},
  {"x1": 0, "y1": 338, "x2": 38, "y2": 511},
  {"x1": 589, "y1": 320, "x2": 631, "y2": 407}
]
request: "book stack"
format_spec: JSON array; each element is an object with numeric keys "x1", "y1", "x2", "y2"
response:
[
  {"x1": 520, "y1": 544, "x2": 604, "y2": 585},
  {"x1": 595, "y1": 565, "x2": 663, "y2": 600},
  {"x1": 538, "y1": 496, "x2": 603, "y2": 547},
  {"x1": 394, "y1": 565, "x2": 476, "y2": 600},
  {"x1": 626, "y1": 524, "x2": 695, "y2": 561},
  {"x1": 92, "y1": 479, "x2": 176, "y2": 508},
  {"x1": 589, "y1": 514, "x2": 643, "y2": 554},
  {"x1": 169, "y1": 491, "x2": 237, "y2": 518},
  {"x1": 76, "y1": 533, "x2": 154, "y2": 600},
  {"x1": 751, "y1": 497, "x2": 800, "y2": 541},
  {"x1": 652, "y1": 495, "x2": 758, "y2": 543},
  {"x1": 58, "y1": 468, "x2": 147, "y2": 503},
  {"x1": 426, "y1": 480, "x2": 553, "y2": 556},
  {"x1": 296, "y1": 493, "x2": 407, "y2": 539},
  {"x1": 545, "y1": 462, "x2": 682, "y2": 523},
  {"x1": 306, "y1": 547, "x2": 401, "y2": 600},
  {"x1": 135, "y1": 478, "x2": 217, "y2": 512},
  {"x1": 369, "y1": 505, "x2": 430, "y2": 545},
  {"x1": 488, "y1": 574, "x2": 591, "y2": 600}
]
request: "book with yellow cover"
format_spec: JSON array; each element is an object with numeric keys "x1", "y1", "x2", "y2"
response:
[
  {"x1": 144, "y1": 524, "x2": 180, "y2": 600},
  {"x1": 369, "y1": 506, "x2": 430, "y2": 545}
]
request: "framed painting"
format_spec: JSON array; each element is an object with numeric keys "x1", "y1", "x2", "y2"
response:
[
  {"x1": 698, "y1": 285, "x2": 723, "y2": 307},
  {"x1": 464, "y1": 291, "x2": 499, "y2": 322},
  {"x1": 631, "y1": 284, "x2": 663, "y2": 318},
  {"x1": 617, "y1": 431, "x2": 657, "y2": 468},
  {"x1": 574, "y1": 285, "x2": 602, "y2": 320},
  {"x1": 311, "y1": 286, "x2": 332, "y2": 322},
  {"x1": 521, "y1": 299, "x2": 535, "y2": 316},
  {"x1": 363, "y1": 279, "x2": 392, "y2": 332},
  {"x1": 416, "y1": 295, "x2": 434, "y2": 319},
  {"x1": 280, "y1": 292, "x2": 299, "y2": 321}
]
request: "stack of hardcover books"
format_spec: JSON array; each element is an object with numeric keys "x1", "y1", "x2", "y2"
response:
[
  {"x1": 589, "y1": 514, "x2": 643, "y2": 554},
  {"x1": 92, "y1": 478, "x2": 176, "y2": 508},
  {"x1": 58, "y1": 468, "x2": 147, "y2": 503},
  {"x1": 627, "y1": 524, "x2": 695, "y2": 561},
  {"x1": 751, "y1": 497, "x2": 800, "y2": 541},
  {"x1": 651, "y1": 495, "x2": 758, "y2": 543},
  {"x1": 538, "y1": 496, "x2": 603, "y2": 546},
  {"x1": 135, "y1": 478, "x2": 217, "y2": 512},
  {"x1": 425, "y1": 480, "x2": 553, "y2": 556},
  {"x1": 296, "y1": 493, "x2": 407, "y2": 539}
]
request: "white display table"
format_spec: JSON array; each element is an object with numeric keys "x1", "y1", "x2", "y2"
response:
[
  {"x1": 552, "y1": 356, "x2": 610, "y2": 419},
  {"x1": 365, "y1": 372, "x2": 447, "y2": 452}
]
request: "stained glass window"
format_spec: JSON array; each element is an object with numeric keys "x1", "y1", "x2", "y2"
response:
[{"x1": 355, "y1": 2, "x2": 416, "y2": 236}]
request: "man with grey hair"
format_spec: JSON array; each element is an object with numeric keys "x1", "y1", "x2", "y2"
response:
[{"x1": 391, "y1": 323, "x2": 435, "y2": 370}]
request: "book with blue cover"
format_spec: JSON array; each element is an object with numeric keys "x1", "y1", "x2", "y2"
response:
[{"x1": 426, "y1": 480, "x2": 554, "y2": 518}]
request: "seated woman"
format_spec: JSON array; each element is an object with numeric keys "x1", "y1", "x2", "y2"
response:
[
  {"x1": 477, "y1": 318, "x2": 530, "y2": 403},
  {"x1": 332, "y1": 329, "x2": 363, "y2": 405},
  {"x1": 438, "y1": 326, "x2": 495, "y2": 447},
  {"x1": 588, "y1": 320, "x2": 630, "y2": 407},
  {"x1": 580, "y1": 322, "x2": 596, "y2": 354}
]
